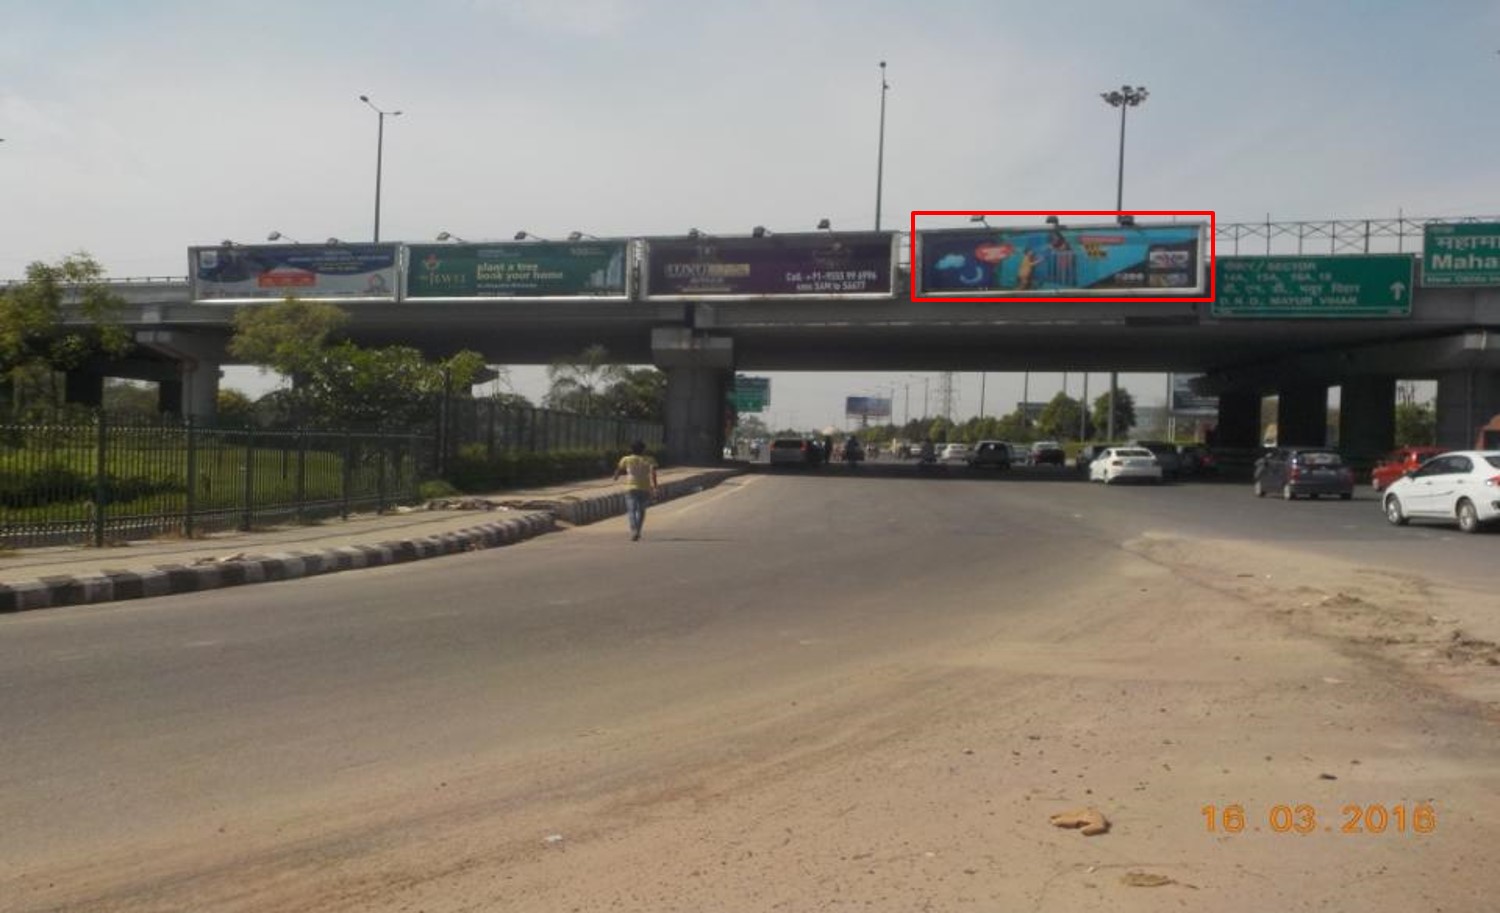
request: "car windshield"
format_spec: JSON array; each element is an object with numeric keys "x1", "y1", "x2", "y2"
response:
[{"x1": 771, "y1": 440, "x2": 803, "y2": 449}]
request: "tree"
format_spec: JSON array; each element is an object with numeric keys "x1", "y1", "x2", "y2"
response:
[
  {"x1": 1092, "y1": 387, "x2": 1137, "y2": 439},
  {"x1": 228, "y1": 297, "x2": 484, "y2": 429},
  {"x1": 101, "y1": 379, "x2": 159, "y2": 420},
  {"x1": 598, "y1": 367, "x2": 667, "y2": 422},
  {"x1": 734, "y1": 414, "x2": 770, "y2": 441},
  {"x1": 1395, "y1": 401, "x2": 1436, "y2": 446},
  {"x1": 1037, "y1": 392, "x2": 1086, "y2": 441},
  {"x1": 216, "y1": 389, "x2": 257, "y2": 427},
  {"x1": 545, "y1": 344, "x2": 628, "y2": 415},
  {"x1": 228, "y1": 297, "x2": 348, "y2": 382},
  {"x1": 304, "y1": 343, "x2": 487, "y2": 429},
  {"x1": 0, "y1": 253, "x2": 131, "y2": 413}
]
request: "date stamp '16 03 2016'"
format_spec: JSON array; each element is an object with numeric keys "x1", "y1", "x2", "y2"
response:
[{"x1": 1203, "y1": 803, "x2": 1437, "y2": 836}]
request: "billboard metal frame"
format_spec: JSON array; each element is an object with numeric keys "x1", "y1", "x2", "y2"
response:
[
  {"x1": 640, "y1": 232, "x2": 900, "y2": 301},
  {"x1": 910, "y1": 210, "x2": 1216, "y2": 302}
]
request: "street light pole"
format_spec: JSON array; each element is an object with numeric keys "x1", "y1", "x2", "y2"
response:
[
  {"x1": 874, "y1": 61, "x2": 889, "y2": 231},
  {"x1": 1100, "y1": 85, "x2": 1147, "y2": 441},
  {"x1": 359, "y1": 95, "x2": 402, "y2": 243}
]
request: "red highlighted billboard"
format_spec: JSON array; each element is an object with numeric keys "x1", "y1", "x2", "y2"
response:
[{"x1": 910, "y1": 210, "x2": 1216, "y2": 302}]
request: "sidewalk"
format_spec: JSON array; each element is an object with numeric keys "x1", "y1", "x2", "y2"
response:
[{"x1": 0, "y1": 467, "x2": 741, "y2": 614}]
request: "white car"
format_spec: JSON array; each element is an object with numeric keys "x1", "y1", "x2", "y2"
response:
[
  {"x1": 940, "y1": 443, "x2": 968, "y2": 462},
  {"x1": 1381, "y1": 450, "x2": 1500, "y2": 533},
  {"x1": 1089, "y1": 447, "x2": 1163, "y2": 484}
]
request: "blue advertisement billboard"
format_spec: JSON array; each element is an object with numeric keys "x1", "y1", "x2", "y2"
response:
[
  {"x1": 190, "y1": 244, "x2": 400, "y2": 303},
  {"x1": 845, "y1": 396, "x2": 893, "y2": 418},
  {"x1": 917, "y1": 223, "x2": 1205, "y2": 296}
]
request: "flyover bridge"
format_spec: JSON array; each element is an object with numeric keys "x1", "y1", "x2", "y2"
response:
[{"x1": 28, "y1": 214, "x2": 1500, "y2": 462}]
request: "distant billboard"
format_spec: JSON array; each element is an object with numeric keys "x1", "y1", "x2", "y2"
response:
[
  {"x1": 845, "y1": 396, "x2": 893, "y2": 419},
  {"x1": 917, "y1": 223, "x2": 1206, "y2": 296},
  {"x1": 643, "y1": 232, "x2": 896, "y2": 299},
  {"x1": 1170, "y1": 374, "x2": 1219, "y2": 415},
  {"x1": 190, "y1": 244, "x2": 399, "y2": 303},
  {"x1": 405, "y1": 241, "x2": 629, "y2": 300}
]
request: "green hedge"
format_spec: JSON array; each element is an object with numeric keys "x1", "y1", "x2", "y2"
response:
[{"x1": 0, "y1": 465, "x2": 184, "y2": 509}]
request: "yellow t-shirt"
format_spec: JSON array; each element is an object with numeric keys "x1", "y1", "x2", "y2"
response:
[{"x1": 617, "y1": 454, "x2": 656, "y2": 491}]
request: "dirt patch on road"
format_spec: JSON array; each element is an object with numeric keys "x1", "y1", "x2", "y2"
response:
[{"x1": 8, "y1": 537, "x2": 1499, "y2": 913}]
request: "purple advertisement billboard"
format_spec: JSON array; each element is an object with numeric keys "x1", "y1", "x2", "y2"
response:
[{"x1": 643, "y1": 232, "x2": 895, "y2": 299}]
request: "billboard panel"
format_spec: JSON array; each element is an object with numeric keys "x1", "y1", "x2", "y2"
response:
[
  {"x1": 190, "y1": 244, "x2": 399, "y2": 303},
  {"x1": 643, "y1": 232, "x2": 895, "y2": 299},
  {"x1": 1422, "y1": 222, "x2": 1500, "y2": 287},
  {"x1": 845, "y1": 396, "x2": 893, "y2": 418},
  {"x1": 1170, "y1": 374, "x2": 1219, "y2": 415},
  {"x1": 918, "y1": 223, "x2": 1205, "y2": 296},
  {"x1": 405, "y1": 242, "x2": 629, "y2": 299}
]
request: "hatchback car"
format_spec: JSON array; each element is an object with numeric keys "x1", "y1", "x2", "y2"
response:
[
  {"x1": 966, "y1": 440, "x2": 1012, "y2": 469},
  {"x1": 1089, "y1": 447, "x2": 1163, "y2": 484},
  {"x1": 1370, "y1": 446, "x2": 1444, "y2": 492},
  {"x1": 1254, "y1": 447, "x2": 1354, "y2": 500},
  {"x1": 1381, "y1": 450, "x2": 1500, "y2": 533}
]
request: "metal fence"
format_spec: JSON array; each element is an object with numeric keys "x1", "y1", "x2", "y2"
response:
[
  {"x1": 0, "y1": 403, "x2": 665, "y2": 548},
  {"x1": 0, "y1": 418, "x2": 430, "y2": 548}
]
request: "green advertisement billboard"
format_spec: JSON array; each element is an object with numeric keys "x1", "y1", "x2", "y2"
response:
[
  {"x1": 405, "y1": 242, "x2": 630, "y2": 299},
  {"x1": 1422, "y1": 222, "x2": 1500, "y2": 287},
  {"x1": 1212, "y1": 255, "x2": 1413, "y2": 318}
]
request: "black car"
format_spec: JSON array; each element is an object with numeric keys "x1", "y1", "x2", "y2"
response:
[
  {"x1": 1254, "y1": 447, "x2": 1354, "y2": 500},
  {"x1": 966, "y1": 440, "x2": 1013, "y2": 469}
]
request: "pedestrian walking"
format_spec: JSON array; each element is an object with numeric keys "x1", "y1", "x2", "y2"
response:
[{"x1": 613, "y1": 440, "x2": 659, "y2": 541}]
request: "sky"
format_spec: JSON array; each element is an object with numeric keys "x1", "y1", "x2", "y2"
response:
[{"x1": 2, "y1": 0, "x2": 1492, "y2": 429}]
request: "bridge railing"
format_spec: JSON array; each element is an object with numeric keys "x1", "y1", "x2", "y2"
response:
[{"x1": 1214, "y1": 215, "x2": 1500, "y2": 257}]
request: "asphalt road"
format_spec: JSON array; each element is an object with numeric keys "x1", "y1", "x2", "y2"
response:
[{"x1": 2, "y1": 466, "x2": 1496, "y2": 911}]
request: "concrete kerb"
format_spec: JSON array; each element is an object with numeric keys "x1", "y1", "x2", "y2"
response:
[
  {"x1": 0, "y1": 469, "x2": 741, "y2": 615},
  {"x1": 515, "y1": 468, "x2": 738, "y2": 526},
  {"x1": 0, "y1": 512, "x2": 557, "y2": 615}
]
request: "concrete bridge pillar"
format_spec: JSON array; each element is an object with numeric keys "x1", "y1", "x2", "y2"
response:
[
  {"x1": 1277, "y1": 383, "x2": 1328, "y2": 447},
  {"x1": 1436, "y1": 368, "x2": 1500, "y2": 450},
  {"x1": 135, "y1": 330, "x2": 227, "y2": 421},
  {"x1": 652, "y1": 327, "x2": 733, "y2": 465},
  {"x1": 1338, "y1": 377, "x2": 1395, "y2": 459},
  {"x1": 1212, "y1": 390, "x2": 1262, "y2": 449}
]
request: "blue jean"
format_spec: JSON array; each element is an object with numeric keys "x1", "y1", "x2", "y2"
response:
[{"x1": 625, "y1": 489, "x2": 649, "y2": 535}]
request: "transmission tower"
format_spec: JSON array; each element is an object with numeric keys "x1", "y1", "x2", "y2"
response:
[{"x1": 936, "y1": 372, "x2": 958, "y2": 419}]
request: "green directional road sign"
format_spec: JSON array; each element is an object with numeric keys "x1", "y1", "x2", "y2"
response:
[
  {"x1": 729, "y1": 375, "x2": 770, "y2": 413},
  {"x1": 1212, "y1": 255, "x2": 1414, "y2": 318},
  {"x1": 1422, "y1": 222, "x2": 1500, "y2": 287}
]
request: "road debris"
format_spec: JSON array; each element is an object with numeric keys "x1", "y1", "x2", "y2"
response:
[{"x1": 1049, "y1": 807, "x2": 1109, "y2": 836}]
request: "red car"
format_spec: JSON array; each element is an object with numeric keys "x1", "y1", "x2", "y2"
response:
[{"x1": 1370, "y1": 446, "x2": 1443, "y2": 492}]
